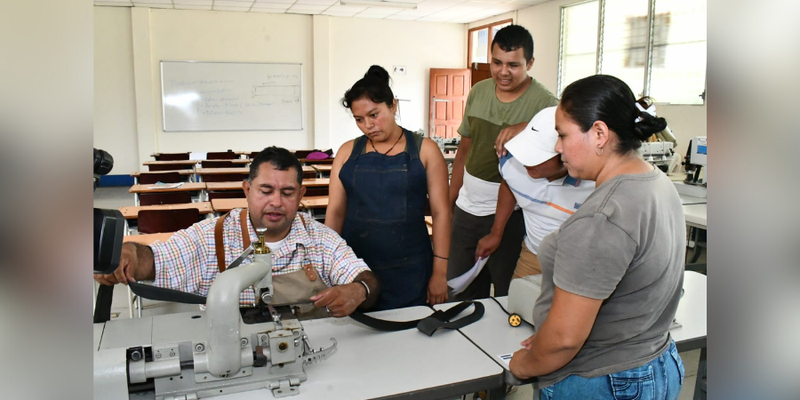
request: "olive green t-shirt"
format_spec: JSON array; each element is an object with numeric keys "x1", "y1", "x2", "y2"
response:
[{"x1": 455, "y1": 77, "x2": 557, "y2": 216}]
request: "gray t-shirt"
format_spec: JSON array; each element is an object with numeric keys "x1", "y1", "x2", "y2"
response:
[{"x1": 533, "y1": 167, "x2": 685, "y2": 387}]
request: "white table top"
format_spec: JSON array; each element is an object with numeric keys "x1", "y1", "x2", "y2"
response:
[
  {"x1": 435, "y1": 298, "x2": 534, "y2": 370},
  {"x1": 97, "y1": 305, "x2": 504, "y2": 400},
  {"x1": 435, "y1": 270, "x2": 707, "y2": 382},
  {"x1": 683, "y1": 204, "x2": 708, "y2": 230},
  {"x1": 670, "y1": 271, "x2": 707, "y2": 351}
]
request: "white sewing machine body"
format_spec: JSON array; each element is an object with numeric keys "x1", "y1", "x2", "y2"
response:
[{"x1": 94, "y1": 241, "x2": 336, "y2": 399}]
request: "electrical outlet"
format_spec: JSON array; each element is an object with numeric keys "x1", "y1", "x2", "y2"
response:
[{"x1": 393, "y1": 65, "x2": 407, "y2": 75}]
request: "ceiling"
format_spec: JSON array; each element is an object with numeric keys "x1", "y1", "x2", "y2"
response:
[{"x1": 94, "y1": 0, "x2": 549, "y2": 24}]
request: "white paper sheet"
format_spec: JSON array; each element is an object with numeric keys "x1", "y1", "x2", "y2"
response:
[
  {"x1": 447, "y1": 256, "x2": 489, "y2": 295},
  {"x1": 147, "y1": 182, "x2": 184, "y2": 189}
]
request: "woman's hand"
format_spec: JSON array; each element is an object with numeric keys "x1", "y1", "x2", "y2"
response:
[
  {"x1": 509, "y1": 334, "x2": 536, "y2": 379},
  {"x1": 427, "y1": 261, "x2": 449, "y2": 305}
]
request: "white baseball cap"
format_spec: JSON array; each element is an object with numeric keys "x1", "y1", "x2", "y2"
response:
[{"x1": 504, "y1": 106, "x2": 559, "y2": 167}]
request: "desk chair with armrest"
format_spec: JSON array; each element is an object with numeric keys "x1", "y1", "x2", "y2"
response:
[
  {"x1": 136, "y1": 172, "x2": 184, "y2": 185},
  {"x1": 148, "y1": 163, "x2": 195, "y2": 172},
  {"x1": 206, "y1": 151, "x2": 238, "y2": 160},
  {"x1": 154, "y1": 152, "x2": 190, "y2": 161},
  {"x1": 303, "y1": 186, "x2": 329, "y2": 197},
  {"x1": 138, "y1": 192, "x2": 193, "y2": 206},
  {"x1": 202, "y1": 173, "x2": 249, "y2": 183},
  {"x1": 201, "y1": 160, "x2": 236, "y2": 169},
  {"x1": 207, "y1": 190, "x2": 246, "y2": 201},
  {"x1": 131, "y1": 208, "x2": 203, "y2": 317},
  {"x1": 293, "y1": 150, "x2": 315, "y2": 159}
]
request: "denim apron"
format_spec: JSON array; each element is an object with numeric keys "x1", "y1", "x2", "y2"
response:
[{"x1": 339, "y1": 128, "x2": 433, "y2": 310}]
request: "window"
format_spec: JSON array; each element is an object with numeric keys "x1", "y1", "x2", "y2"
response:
[
  {"x1": 468, "y1": 20, "x2": 512, "y2": 67},
  {"x1": 558, "y1": 0, "x2": 706, "y2": 105}
]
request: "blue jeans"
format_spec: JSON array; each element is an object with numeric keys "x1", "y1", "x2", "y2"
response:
[{"x1": 540, "y1": 340, "x2": 685, "y2": 400}]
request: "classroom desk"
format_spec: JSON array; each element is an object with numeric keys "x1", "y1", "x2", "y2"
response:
[
  {"x1": 435, "y1": 270, "x2": 707, "y2": 399},
  {"x1": 143, "y1": 160, "x2": 201, "y2": 167},
  {"x1": 683, "y1": 204, "x2": 707, "y2": 230},
  {"x1": 130, "y1": 170, "x2": 195, "y2": 183},
  {"x1": 119, "y1": 202, "x2": 213, "y2": 220},
  {"x1": 95, "y1": 306, "x2": 505, "y2": 400},
  {"x1": 123, "y1": 233, "x2": 173, "y2": 245},
  {"x1": 425, "y1": 215, "x2": 433, "y2": 237},
  {"x1": 129, "y1": 182, "x2": 207, "y2": 206},
  {"x1": 129, "y1": 182, "x2": 206, "y2": 194},
  {"x1": 301, "y1": 178, "x2": 330, "y2": 187},
  {"x1": 210, "y1": 198, "x2": 247, "y2": 213},
  {"x1": 206, "y1": 179, "x2": 329, "y2": 192},
  {"x1": 205, "y1": 181, "x2": 246, "y2": 191},
  {"x1": 300, "y1": 196, "x2": 328, "y2": 208},
  {"x1": 144, "y1": 159, "x2": 251, "y2": 166},
  {"x1": 310, "y1": 164, "x2": 332, "y2": 178},
  {"x1": 299, "y1": 158, "x2": 334, "y2": 165}
]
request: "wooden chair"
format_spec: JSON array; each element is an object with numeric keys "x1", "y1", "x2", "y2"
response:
[
  {"x1": 304, "y1": 186, "x2": 329, "y2": 197},
  {"x1": 202, "y1": 173, "x2": 249, "y2": 183},
  {"x1": 201, "y1": 160, "x2": 236, "y2": 168},
  {"x1": 149, "y1": 163, "x2": 194, "y2": 171},
  {"x1": 206, "y1": 151, "x2": 238, "y2": 160},
  {"x1": 138, "y1": 192, "x2": 193, "y2": 206},
  {"x1": 208, "y1": 191, "x2": 246, "y2": 201},
  {"x1": 137, "y1": 209, "x2": 201, "y2": 234},
  {"x1": 294, "y1": 150, "x2": 316, "y2": 159},
  {"x1": 154, "y1": 152, "x2": 190, "y2": 161},
  {"x1": 137, "y1": 172, "x2": 183, "y2": 185},
  {"x1": 303, "y1": 170, "x2": 316, "y2": 180},
  {"x1": 247, "y1": 151, "x2": 261, "y2": 159}
]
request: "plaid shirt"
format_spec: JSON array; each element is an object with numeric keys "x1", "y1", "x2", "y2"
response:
[{"x1": 150, "y1": 210, "x2": 369, "y2": 306}]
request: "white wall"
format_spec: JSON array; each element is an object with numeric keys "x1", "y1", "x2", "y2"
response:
[
  {"x1": 517, "y1": 0, "x2": 707, "y2": 157},
  {"x1": 326, "y1": 17, "x2": 466, "y2": 152},
  {"x1": 94, "y1": 6, "x2": 139, "y2": 174},
  {"x1": 143, "y1": 9, "x2": 315, "y2": 158},
  {"x1": 94, "y1": 7, "x2": 466, "y2": 173}
]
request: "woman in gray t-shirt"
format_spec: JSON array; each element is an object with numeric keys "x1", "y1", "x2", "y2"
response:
[{"x1": 508, "y1": 74, "x2": 686, "y2": 400}]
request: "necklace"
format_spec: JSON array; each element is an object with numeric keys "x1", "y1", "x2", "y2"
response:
[{"x1": 368, "y1": 130, "x2": 404, "y2": 155}]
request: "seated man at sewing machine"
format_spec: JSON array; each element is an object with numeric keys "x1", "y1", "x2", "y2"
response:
[{"x1": 94, "y1": 146, "x2": 379, "y2": 317}]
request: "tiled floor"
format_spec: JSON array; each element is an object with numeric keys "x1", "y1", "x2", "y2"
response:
[{"x1": 94, "y1": 186, "x2": 705, "y2": 400}]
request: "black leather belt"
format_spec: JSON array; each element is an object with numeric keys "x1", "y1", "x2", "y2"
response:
[{"x1": 349, "y1": 301, "x2": 485, "y2": 336}]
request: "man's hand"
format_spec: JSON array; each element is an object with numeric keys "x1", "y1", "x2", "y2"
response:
[
  {"x1": 310, "y1": 283, "x2": 366, "y2": 317},
  {"x1": 93, "y1": 242, "x2": 155, "y2": 286},
  {"x1": 495, "y1": 121, "x2": 528, "y2": 157},
  {"x1": 475, "y1": 232, "x2": 501, "y2": 261},
  {"x1": 93, "y1": 243, "x2": 138, "y2": 286},
  {"x1": 427, "y1": 265, "x2": 448, "y2": 306}
]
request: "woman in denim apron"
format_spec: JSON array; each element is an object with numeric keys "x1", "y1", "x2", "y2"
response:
[{"x1": 326, "y1": 65, "x2": 451, "y2": 310}]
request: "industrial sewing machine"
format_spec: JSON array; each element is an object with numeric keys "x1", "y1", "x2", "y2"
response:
[
  {"x1": 675, "y1": 136, "x2": 708, "y2": 198},
  {"x1": 638, "y1": 141, "x2": 675, "y2": 172},
  {"x1": 93, "y1": 228, "x2": 337, "y2": 399},
  {"x1": 430, "y1": 135, "x2": 460, "y2": 155}
]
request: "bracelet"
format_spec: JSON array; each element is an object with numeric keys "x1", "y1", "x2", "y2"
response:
[
  {"x1": 434, "y1": 255, "x2": 449, "y2": 260},
  {"x1": 356, "y1": 280, "x2": 370, "y2": 298}
]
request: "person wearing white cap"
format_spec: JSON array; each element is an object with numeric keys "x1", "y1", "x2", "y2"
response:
[{"x1": 475, "y1": 106, "x2": 594, "y2": 278}]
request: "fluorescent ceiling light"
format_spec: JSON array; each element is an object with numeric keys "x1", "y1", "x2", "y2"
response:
[{"x1": 339, "y1": 0, "x2": 417, "y2": 9}]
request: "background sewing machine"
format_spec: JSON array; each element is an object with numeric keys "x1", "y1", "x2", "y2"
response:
[
  {"x1": 675, "y1": 136, "x2": 708, "y2": 199},
  {"x1": 638, "y1": 141, "x2": 675, "y2": 172},
  {"x1": 93, "y1": 215, "x2": 336, "y2": 399}
]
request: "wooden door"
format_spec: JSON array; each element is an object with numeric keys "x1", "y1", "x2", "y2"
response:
[
  {"x1": 471, "y1": 62, "x2": 491, "y2": 87},
  {"x1": 429, "y1": 68, "x2": 471, "y2": 139}
]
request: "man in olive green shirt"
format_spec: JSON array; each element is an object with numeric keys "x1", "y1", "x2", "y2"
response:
[{"x1": 448, "y1": 24, "x2": 558, "y2": 300}]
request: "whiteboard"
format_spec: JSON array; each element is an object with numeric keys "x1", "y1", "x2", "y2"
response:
[{"x1": 160, "y1": 61, "x2": 303, "y2": 131}]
